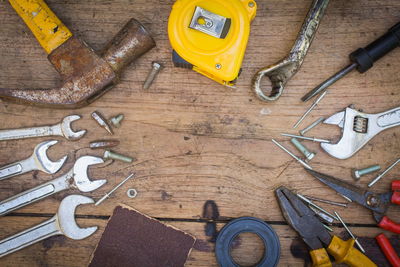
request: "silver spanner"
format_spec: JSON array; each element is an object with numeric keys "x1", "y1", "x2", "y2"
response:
[
  {"x1": 0, "y1": 195, "x2": 97, "y2": 258},
  {"x1": 0, "y1": 115, "x2": 86, "y2": 141},
  {"x1": 0, "y1": 140, "x2": 67, "y2": 181},
  {"x1": 0, "y1": 156, "x2": 106, "y2": 216},
  {"x1": 253, "y1": 0, "x2": 329, "y2": 101},
  {"x1": 322, "y1": 106, "x2": 400, "y2": 159}
]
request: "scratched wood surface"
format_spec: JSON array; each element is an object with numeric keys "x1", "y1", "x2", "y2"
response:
[{"x1": 0, "y1": 0, "x2": 399, "y2": 266}]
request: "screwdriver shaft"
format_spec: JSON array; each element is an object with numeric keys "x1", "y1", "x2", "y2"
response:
[{"x1": 302, "y1": 63, "x2": 357, "y2": 102}]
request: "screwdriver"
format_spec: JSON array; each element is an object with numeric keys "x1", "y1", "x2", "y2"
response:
[{"x1": 302, "y1": 21, "x2": 400, "y2": 102}]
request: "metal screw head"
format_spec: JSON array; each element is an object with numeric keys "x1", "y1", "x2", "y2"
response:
[
  {"x1": 352, "y1": 169, "x2": 361, "y2": 180},
  {"x1": 152, "y1": 62, "x2": 162, "y2": 70},
  {"x1": 215, "y1": 64, "x2": 222, "y2": 70},
  {"x1": 248, "y1": 1, "x2": 255, "y2": 7},
  {"x1": 110, "y1": 114, "x2": 124, "y2": 128}
]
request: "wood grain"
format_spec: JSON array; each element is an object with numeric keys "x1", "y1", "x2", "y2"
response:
[{"x1": 0, "y1": 0, "x2": 399, "y2": 266}]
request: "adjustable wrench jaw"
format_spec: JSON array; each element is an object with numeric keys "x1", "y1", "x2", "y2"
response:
[
  {"x1": 34, "y1": 140, "x2": 67, "y2": 174},
  {"x1": 321, "y1": 106, "x2": 400, "y2": 159},
  {"x1": 57, "y1": 195, "x2": 98, "y2": 240},
  {"x1": 72, "y1": 156, "x2": 107, "y2": 192}
]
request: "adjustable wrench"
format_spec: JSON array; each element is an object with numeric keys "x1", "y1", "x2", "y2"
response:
[
  {"x1": 253, "y1": 0, "x2": 329, "y2": 101},
  {"x1": 0, "y1": 140, "x2": 67, "y2": 181},
  {"x1": 0, "y1": 156, "x2": 106, "y2": 216},
  {"x1": 0, "y1": 115, "x2": 86, "y2": 141},
  {"x1": 322, "y1": 106, "x2": 400, "y2": 159},
  {"x1": 0, "y1": 194, "x2": 97, "y2": 258}
]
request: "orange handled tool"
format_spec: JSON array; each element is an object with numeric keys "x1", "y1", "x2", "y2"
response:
[{"x1": 276, "y1": 186, "x2": 377, "y2": 267}]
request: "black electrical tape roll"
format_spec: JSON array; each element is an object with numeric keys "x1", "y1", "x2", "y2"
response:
[{"x1": 215, "y1": 217, "x2": 280, "y2": 267}]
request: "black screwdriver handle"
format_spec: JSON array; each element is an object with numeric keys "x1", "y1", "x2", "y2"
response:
[{"x1": 350, "y1": 22, "x2": 400, "y2": 73}]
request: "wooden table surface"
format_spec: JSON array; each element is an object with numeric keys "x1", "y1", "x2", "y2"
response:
[{"x1": 0, "y1": 0, "x2": 399, "y2": 266}]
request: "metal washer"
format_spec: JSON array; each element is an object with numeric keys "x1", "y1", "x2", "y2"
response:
[
  {"x1": 215, "y1": 217, "x2": 280, "y2": 267},
  {"x1": 126, "y1": 188, "x2": 137, "y2": 198}
]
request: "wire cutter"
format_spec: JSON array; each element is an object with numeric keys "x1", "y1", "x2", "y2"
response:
[
  {"x1": 306, "y1": 169, "x2": 400, "y2": 234},
  {"x1": 276, "y1": 186, "x2": 377, "y2": 267}
]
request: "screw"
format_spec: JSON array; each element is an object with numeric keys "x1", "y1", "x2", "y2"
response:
[
  {"x1": 104, "y1": 150, "x2": 134, "y2": 163},
  {"x1": 352, "y1": 165, "x2": 381, "y2": 180},
  {"x1": 215, "y1": 64, "x2": 222, "y2": 69},
  {"x1": 300, "y1": 117, "x2": 325, "y2": 136},
  {"x1": 335, "y1": 211, "x2": 365, "y2": 254},
  {"x1": 290, "y1": 138, "x2": 315, "y2": 161},
  {"x1": 92, "y1": 111, "x2": 113, "y2": 135},
  {"x1": 293, "y1": 91, "x2": 328, "y2": 129},
  {"x1": 143, "y1": 62, "x2": 163, "y2": 90},
  {"x1": 281, "y1": 133, "x2": 330, "y2": 144},
  {"x1": 368, "y1": 158, "x2": 400, "y2": 187},
  {"x1": 297, "y1": 194, "x2": 338, "y2": 221},
  {"x1": 95, "y1": 173, "x2": 135, "y2": 206},
  {"x1": 271, "y1": 139, "x2": 312, "y2": 170},
  {"x1": 110, "y1": 114, "x2": 124, "y2": 128}
]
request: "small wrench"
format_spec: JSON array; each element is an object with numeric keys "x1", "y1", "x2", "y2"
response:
[
  {"x1": 0, "y1": 140, "x2": 67, "y2": 181},
  {"x1": 0, "y1": 115, "x2": 86, "y2": 141},
  {"x1": 0, "y1": 195, "x2": 97, "y2": 258},
  {"x1": 253, "y1": 0, "x2": 329, "y2": 101},
  {"x1": 0, "y1": 156, "x2": 106, "y2": 216},
  {"x1": 322, "y1": 106, "x2": 400, "y2": 159}
]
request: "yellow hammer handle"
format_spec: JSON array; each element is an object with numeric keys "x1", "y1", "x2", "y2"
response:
[
  {"x1": 310, "y1": 248, "x2": 332, "y2": 267},
  {"x1": 327, "y1": 236, "x2": 377, "y2": 267},
  {"x1": 8, "y1": 0, "x2": 72, "y2": 54}
]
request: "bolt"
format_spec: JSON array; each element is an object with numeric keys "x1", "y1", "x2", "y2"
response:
[
  {"x1": 366, "y1": 194, "x2": 380, "y2": 208},
  {"x1": 110, "y1": 114, "x2": 124, "y2": 128},
  {"x1": 300, "y1": 117, "x2": 324, "y2": 136},
  {"x1": 271, "y1": 139, "x2": 312, "y2": 170},
  {"x1": 103, "y1": 150, "x2": 134, "y2": 163},
  {"x1": 215, "y1": 64, "x2": 222, "y2": 70},
  {"x1": 352, "y1": 165, "x2": 381, "y2": 180},
  {"x1": 143, "y1": 62, "x2": 163, "y2": 90},
  {"x1": 290, "y1": 138, "x2": 315, "y2": 161}
]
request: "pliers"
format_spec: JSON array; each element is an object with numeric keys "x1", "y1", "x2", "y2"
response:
[
  {"x1": 276, "y1": 186, "x2": 377, "y2": 267},
  {"x1": 306, "y1": 169, "x2": 400, "y2": 266}
]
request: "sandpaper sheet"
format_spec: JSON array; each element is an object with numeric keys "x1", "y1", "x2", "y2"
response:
[{"x1": 88, "y1": 204, "x2": 196, "y2": 267}]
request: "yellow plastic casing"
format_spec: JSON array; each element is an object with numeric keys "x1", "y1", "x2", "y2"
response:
[
  {"x1": 9, "y1": 0, "x2": 72, "y2": 54},
  {"x1": 309, "y1": 248, "x2": 332, "y2": 267},
  {"x1": 168, "y1": 0, "x2": 257, "y2": 86}
]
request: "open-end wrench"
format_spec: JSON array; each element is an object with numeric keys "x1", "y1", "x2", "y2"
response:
[
  {"x1": 0, "y1": 140, "x2": 67, "y2": 181},
  {"x1": 321, "y1": 106, "x2": 400, "y2": 159},
  {"x1": 0, "y1": 194, "x2": 97, "y2": 258},
  {"x1": 0, "y1": 156, "x2": 106, "y2": 216},
  {"x1": 0, "y1": 115, "x2": 86, "y2": 141},
  {"x1": 253, "y1": 0, "x2": 329, "y2": 101}
]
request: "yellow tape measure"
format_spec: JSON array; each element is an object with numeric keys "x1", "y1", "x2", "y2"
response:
[{"x1": 168, "y1": 0, "x2": 257, "y2": 86}]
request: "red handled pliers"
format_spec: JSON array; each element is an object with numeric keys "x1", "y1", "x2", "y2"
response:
[{"x1": 306, "y1": 169, "x2": 400, "y2": 266}]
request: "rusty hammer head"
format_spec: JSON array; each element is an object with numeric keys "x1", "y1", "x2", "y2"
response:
[{"x1": 0, "y1": 19, "x2": 155, "y2": 108}]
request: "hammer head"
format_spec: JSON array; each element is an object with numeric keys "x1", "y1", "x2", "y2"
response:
[
  {"x1": 73, "y1": 156, "x2": 107, "y2": 192},
  {"x1": 0, "y1": 19, "x2": 155, "y2": 108},
  {"x1": 34, "y1": 140, "x2": 67, "y2": 174},
  {"x1": 57, "y1": 195, "x2": 98, "y2": 240}
]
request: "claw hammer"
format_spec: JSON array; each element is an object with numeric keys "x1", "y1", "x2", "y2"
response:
[{"x1": 1, "y1": 0, "x2": 156, "y2": 108}]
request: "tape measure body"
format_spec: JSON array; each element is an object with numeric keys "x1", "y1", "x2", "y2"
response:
[{"x1": 168, "y1": 0, "x2": 257, "y2": 86}]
